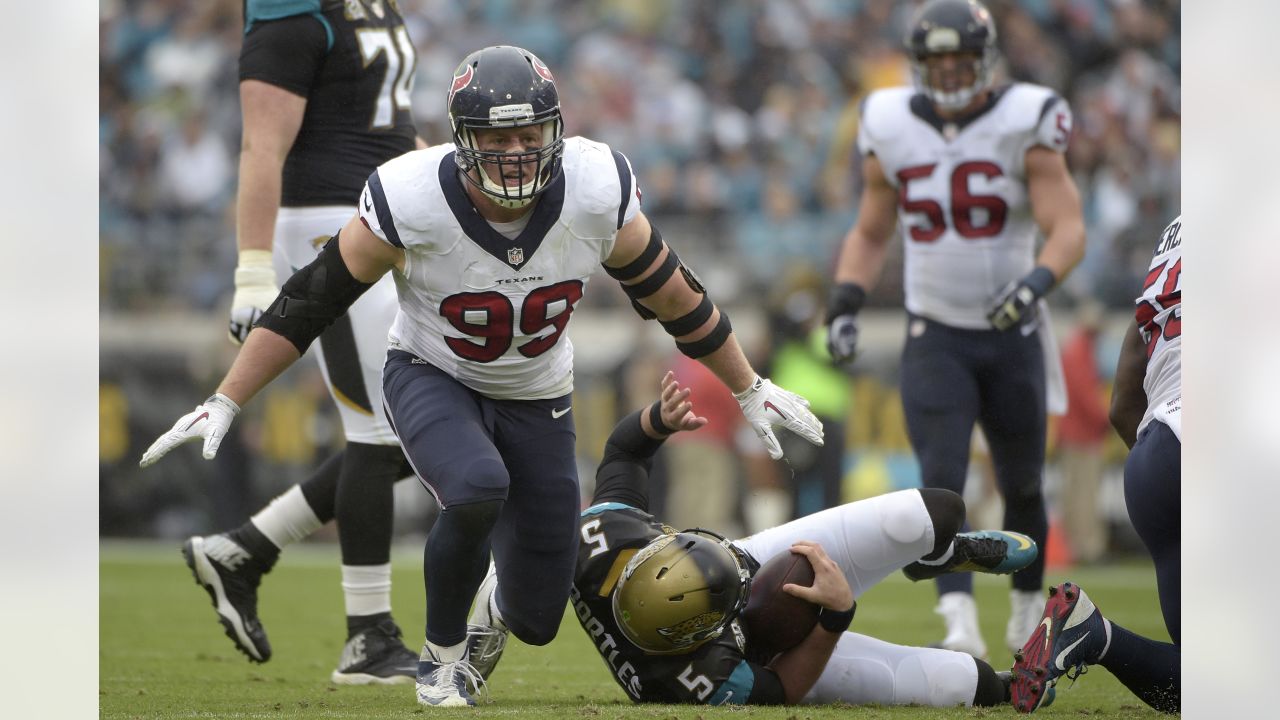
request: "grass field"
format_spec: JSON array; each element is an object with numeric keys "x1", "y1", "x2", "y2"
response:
[{"x1": 101, "y1": 541, "x2": 1173, "y2": 719}]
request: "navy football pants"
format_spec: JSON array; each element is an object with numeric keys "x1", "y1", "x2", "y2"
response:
[
  {"x1": 1123, "y1": 420, "x2": 1181, "y2": 644},
  {"x1": 1094, "y1": 419, "x2": 1180, "y2": 712},
  {"x1": 383, "y1": 351, "x2": 580, "y2": 647},
  {"x1": 899, "y1": 315, "x2": 1048, "y2": 595}
]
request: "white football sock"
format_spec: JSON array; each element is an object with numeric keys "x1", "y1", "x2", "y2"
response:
[
  {"x1": 425, "y1": 638, "x2": 466, "y2": 663},
  {"x1": 249, "y1": 485, "x2": 323, "y2": 549},
  {"x1": 341, "y1": 563, "x2": 393, "y2": 618},
  {"x1": 917, "y1": 543, "x2": 956, "y2": 566}
]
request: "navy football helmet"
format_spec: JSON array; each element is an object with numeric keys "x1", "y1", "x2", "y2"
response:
[
  {"x1": 905, "y1": 0, "x2": 999, "y2": 112},
  {"x1": 447, "y1": 45, "x2": 565, "y2": 208}
]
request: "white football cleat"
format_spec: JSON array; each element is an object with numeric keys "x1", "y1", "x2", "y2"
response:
[{"x1": 935, "y1": 591, "x2": 988, "y2": 659}]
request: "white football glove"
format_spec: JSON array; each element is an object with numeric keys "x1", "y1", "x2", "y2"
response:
[
  {"x1": 229, "y1": 249, "x2": 279, "y2": 345},
  {"x1": 733, "y1": 376, "x2": 825, "y2": 460},
  {"x1": 139, "y1": 393, "x2": 241, "y2": 467}
]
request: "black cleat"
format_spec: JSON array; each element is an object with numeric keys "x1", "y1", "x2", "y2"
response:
[
  {"x1": 182, "y1": 535, "x2": 271, "y2": 662},
  {"x1": 331, "y1": 618, "x2": 419, "y2": 685}
]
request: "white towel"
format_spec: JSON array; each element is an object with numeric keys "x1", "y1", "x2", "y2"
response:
[{"x1": 1035, "y1": 300, "x2": 1068, "y2": 416}]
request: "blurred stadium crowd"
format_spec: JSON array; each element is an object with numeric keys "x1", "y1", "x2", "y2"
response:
[
  {"x1": 100, "y1": 0, "x2": 1179, "y2": 557},
  {"x1": 100, "y1": 0, "x2": 1178, "y2": 311}
]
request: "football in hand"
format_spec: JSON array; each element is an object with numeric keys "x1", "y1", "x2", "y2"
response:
[{"x1": 741, "y1": 550, "x2": 820, "y2": 657}]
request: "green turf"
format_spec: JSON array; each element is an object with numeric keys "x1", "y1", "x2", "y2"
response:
[{"x1": 100, "y1": 541, "x2": 1173, "y2": 719}]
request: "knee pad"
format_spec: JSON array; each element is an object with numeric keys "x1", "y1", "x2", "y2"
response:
[
  {"x1": 1000, "y1": 480, "x2": 1044, "y2": 511},
  {"x1": 881, "y1": 490, "x2": 932, "y2": 545},
  {"x1": 903, "y1": 652, "x2": 976, "y2": 707},
  {"x1": 434, "y1": 457, "x2": 510, "y2": 507}
]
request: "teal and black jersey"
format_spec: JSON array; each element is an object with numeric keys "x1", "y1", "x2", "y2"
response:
[
  {"x1": 240, "y1": 0, "x2": 417, "y2": 207},
  {"x1": 573, "y1": 503, "x2": 782, "y2": 705}
]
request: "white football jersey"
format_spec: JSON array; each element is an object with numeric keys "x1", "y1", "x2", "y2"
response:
[
  {"x1": 1134, "y1": 216, "x2": 1182, "y2": 440},
  {"x1": 858, "y1": 83, "x2": 1073, "y2": 328},
  {"x1": 357, "y1": 137, "x2": 641, "y2": 400}
]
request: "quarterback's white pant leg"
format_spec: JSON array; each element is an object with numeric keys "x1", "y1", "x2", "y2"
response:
[
  {"x1": 733, "y1": 489, "x2": 933, "y2": 598},
  {"x1": 801, "y1": 631, "x2": 978, "y2": 706},
  {"x1": 273, "y1": 207, "x2": 400, "y2": 446}
]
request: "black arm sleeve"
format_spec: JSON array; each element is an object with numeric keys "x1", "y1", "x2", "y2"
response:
[
  {"x1": 239, "y1": 15, "x2": 329, "y2": 96},
  {"x1": 591, "y1": 409, "x2": 666, "y2": 510},
  {"x1": 747, "y1": 665, "x2": 787, "y2": 705}
]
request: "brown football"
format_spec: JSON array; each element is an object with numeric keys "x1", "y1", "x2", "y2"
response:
[{"x1": 741, "y1": 550, "x2": 820, "y2": 656}]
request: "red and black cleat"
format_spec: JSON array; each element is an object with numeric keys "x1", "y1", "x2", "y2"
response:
[{"x1": 1010, "y1": 582, "x2": 1105, "y2": 713}]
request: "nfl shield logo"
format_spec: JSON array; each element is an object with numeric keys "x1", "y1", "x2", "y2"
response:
[{"x1": 507, "y1": 247, "x2": 524, "y2": 266}]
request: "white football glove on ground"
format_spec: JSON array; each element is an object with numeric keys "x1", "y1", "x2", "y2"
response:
[
  {"x1": 140, "y1": 394, "x2": 241, "y2": 467},
  {"x1": 229, "y1": 249, "x2": 279, "y2": 345},
  {"x1": 734, "y1": 376, "x2": 824, "y2": 460}
]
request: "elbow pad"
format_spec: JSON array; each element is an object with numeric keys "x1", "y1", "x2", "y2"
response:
[
  {"x1": 255, "y1": 236, "x2": 374, "y2": 354},
  {"x1": 606, "y1": 224, "x2": 707, "y2": 321}
]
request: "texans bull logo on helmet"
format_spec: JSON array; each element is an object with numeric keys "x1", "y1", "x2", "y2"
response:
[{"x1": 448, "y1": 64, "x2": 475, "y2": 105}]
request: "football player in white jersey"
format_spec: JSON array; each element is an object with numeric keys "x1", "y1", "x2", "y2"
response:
[
  {"x1": 139, "y1": 45, "x2": 824, "y2": 708},
  {"x1": 1009, "y1": 216, "x2": 1181, "y2": 714},
  {"x1": 823, "y1": 0, "x2": 1086, "y2": 658}
]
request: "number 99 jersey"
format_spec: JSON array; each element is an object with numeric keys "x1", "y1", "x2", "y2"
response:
[
  {"x1": 858, "y1": 83, "x2": 1072, "y2": 329},
  {"x1": 1134, "y1": 216, "x2": 1182, "y2": 440},
  {"x1": 357, "y1": 137, "x2": 642, "y2": 400}
]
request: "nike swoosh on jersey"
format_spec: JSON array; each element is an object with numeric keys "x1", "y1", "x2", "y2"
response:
[
  {"x1": 552, "y1": 407, "x2": 571, "y2": 419},
  {"x1": 1055, "y1": 632, "x2": 1090, "y2": 670}
]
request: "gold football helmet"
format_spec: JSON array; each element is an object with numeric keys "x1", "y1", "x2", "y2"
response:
[{"x1": 611, "y1": 530, "x2": 752, "y2": 654}]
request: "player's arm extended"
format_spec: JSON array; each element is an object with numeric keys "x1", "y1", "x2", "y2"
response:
[
  {"x1": 764, "y1": 541, "x2": 856, "y2": 703},
  {"x1": 832, "y1": 154, "x2": 899, "y2": 288},
  {"x1": 606, "y1": 212, "x2": 755, "y2": 393},
  {"x1": 1109, "y1": 320, "x2": 1149, "y2": 449},
  {"x1": 605, "y1": 212, "x2": 823, "y2": 459},
  {"x1": 593, "y1": 372, "x2": 708, "y2": 509},
  {"x1": 218, "y1": 215, "x2": 402, "y2": 406},
  {"x1": 1025, "y1": 146, "x2": 1086, "y2": 284}
]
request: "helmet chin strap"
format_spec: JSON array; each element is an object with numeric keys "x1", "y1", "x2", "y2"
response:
[{"x1": 479, "y1": 170, "x2": 538, "y2": 209}]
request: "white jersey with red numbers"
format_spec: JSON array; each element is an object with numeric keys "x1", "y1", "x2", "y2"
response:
[
  {"x1": 1134, "y1": 216, "x2": 1182, "y2": 440},
  {"x1": 858, "y1": 82, "x2": 1073, "y2": 329},
  {"x1": 357, "y1": 136, "x2": 641, "y2": 400}
]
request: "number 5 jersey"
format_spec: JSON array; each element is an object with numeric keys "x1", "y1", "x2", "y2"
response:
[{"x1": 357, "y1": 137, "x2": 642, "y2": 400}]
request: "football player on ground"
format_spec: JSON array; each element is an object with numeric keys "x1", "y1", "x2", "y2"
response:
[
  {"x1": 179, "y1": 0, "x2": 428, "y2": 684},
  {"x1": 140, "y1": 45, "x2": 825, "y2": 707},
  {"x1": 466, "y1": 371, "x2": 1038, "y2": 706},
  {"x1": 823, "y1": 0, "x2": 1086, "y2": 658},
  {"x1": 1010, "y1": 216, "x2": 1181, "y2": 714}
]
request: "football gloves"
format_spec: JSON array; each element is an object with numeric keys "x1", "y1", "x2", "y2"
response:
[
  {"x1": 987, "y1": 266, "x2": 1055, "y2": 331},
  {"x1": 734, "y1": 376, "x2": 824, "y2": 460},
  {"x1": 139, "y1": 393, "x2": 241, "y2": 467},
  {"x1": 824, "y1": 282, "x2": 867, "y2": 366},
  {"x1": 229, "y1": 249, "x2": 279, "y2": 345}
]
